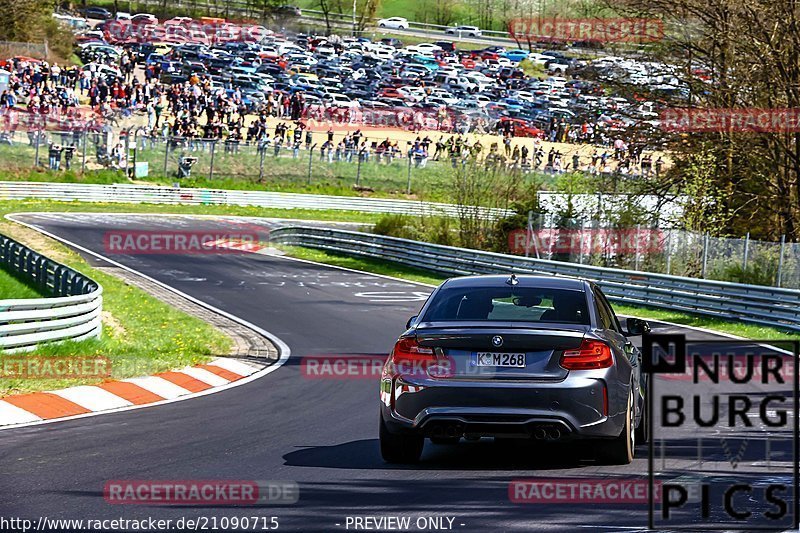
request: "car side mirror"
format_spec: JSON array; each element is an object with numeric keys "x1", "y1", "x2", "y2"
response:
[
  {"x1": 406, "y1": 315, "x2": 418, "y2": 329},
  {"x1": 627, "y1": 318, "x2": 651, "y2": 336}
]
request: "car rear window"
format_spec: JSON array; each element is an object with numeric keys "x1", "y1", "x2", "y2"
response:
[{"x1": 422, "y1": 286, "x2": 589, "y2": 324}]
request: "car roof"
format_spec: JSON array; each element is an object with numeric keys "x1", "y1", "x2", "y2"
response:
[{"x1": 441, "y1": 275, "x2": 587, "y2": 291}]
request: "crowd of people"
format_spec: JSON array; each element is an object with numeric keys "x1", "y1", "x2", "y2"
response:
[{"x1": 0, "y1": 53, "x2": 663, "y2": 178}]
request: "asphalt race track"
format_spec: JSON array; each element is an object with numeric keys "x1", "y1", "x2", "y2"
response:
[{"x1": 1, "y1": 213, "x2": 795, "y2": 532}]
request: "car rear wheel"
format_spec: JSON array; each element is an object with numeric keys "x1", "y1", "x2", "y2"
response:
[
  {"x1": 380, "y1": 416, "x2": 424, "y2": 463},
  {"x1": 597, "y1": 391, "x2": 635, "y2": 465}
]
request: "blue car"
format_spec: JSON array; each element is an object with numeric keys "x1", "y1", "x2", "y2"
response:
[{"x1": 503, "y1": 49, "x2": 530, "y2": 62}]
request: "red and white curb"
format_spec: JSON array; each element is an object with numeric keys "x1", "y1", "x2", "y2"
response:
[{"x1": 0, "y1": 358, "x2": 266, "y2": 428}]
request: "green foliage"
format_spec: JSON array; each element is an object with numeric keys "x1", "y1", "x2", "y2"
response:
[
  {"x1": 677, "y1": 149, "x2": 732, "y2": 235},
  {"x1": 0, "y1": 0, "x2": 75, "y2": 61},
  {"x1": 518, "y1": 59, "x2": 546, "y2": 79},
  {"x1": 373, "y1": 214, "x2": 455, "y2": 245}
]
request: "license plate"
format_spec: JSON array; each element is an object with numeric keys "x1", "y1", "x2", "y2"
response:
[{"x1": 476, "y1": 352, "x2": 526, "y2": 367}]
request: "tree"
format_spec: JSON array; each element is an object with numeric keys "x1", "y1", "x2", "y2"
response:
[{"x1": 604, "y1": 0, "x2": 800, "y2": 241}]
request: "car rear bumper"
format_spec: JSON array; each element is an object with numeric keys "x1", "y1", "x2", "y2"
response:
[{"x1": 380, "y1": 374, "x2": 628, "y2": 440}]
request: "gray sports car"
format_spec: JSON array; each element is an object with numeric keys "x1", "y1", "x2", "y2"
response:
[{"x1": 379, "y1": 274, "x2": 650, "y2": 464}]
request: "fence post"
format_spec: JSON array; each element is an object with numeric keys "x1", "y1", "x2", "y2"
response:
[
  {"x1": 81, "y1": 128, "x2": 87, "y2": 173},
  {"x1": 742, "y1": 232, "x2": 750, "y2": 272},
  {"x1": 259, "y1": 145, "x2": 266, "y2": 182},
  {"x1": 406, "y1": 155, "x2": 412, "y2": 194},
  {"x1": 208, "y1": 140, "x2": 216, "y2": 180},
  {"x1": 665, "y1": 230, "x2": 672, "y2": 275},
  {"x1": 355, "y1": 148, "x2": 364, "y2": 187},
  {"x1": 634, "y1": 224, "x2": 641, "y2": 271},
  {"x1": 776, "y1": 234, "x2": 786, "y2": 287},
  {"x1": 701, "y1": 232, "x2": 709, "y2": 278},
  {"x1": 524, "y1": 210, "x2": 533, "y2": 258},
  {"x1": 34, "y1": 129, "x2": 41, "y2": 167},
  {"x1": 163, "y1": 137, "x2": 170, "y2": 177},
  {"x1": 123, "y1": 129, "x2": 130, "y2": 178},
  {"x1": 307, "y1": 144, "x2": 315, "y2": 184},
  {"x1": 578, "y1": 219, "x2": 586, "y2": 264}
]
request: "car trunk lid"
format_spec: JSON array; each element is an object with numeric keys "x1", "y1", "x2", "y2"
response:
[{"x1": 414, "y1": 322, "x2": 587, "y2": 381}]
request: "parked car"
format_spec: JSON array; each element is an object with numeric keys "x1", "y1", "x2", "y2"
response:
[
  {"x1": 81, "y1": 6, "x2": 113, "y2": 20},
  {"x1": 378, "y1": 17, "x2": 409, "y2": 30},
  {"x1": 445, "y1": 25, "x2": 482, "y2": 37}
]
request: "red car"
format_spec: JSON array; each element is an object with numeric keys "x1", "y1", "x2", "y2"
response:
[
  {"x1": 497, "y1": 117, "x2": 544, "y2": 138},
  {"x1": 378, "y1": 88, "x2": 404, "y2": 99}
]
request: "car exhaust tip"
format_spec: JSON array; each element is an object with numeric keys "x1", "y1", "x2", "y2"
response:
[
  {"x1": 533, "y1": 428, "x2": 547, "y2": 440},
  {"x1": 548, "y1": 428, "x2": 561, "y2": 440},
  {"x1": 445, "y1": 425, "x2": 459, "y2": 438}
]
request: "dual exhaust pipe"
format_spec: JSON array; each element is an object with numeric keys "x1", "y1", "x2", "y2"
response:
[{"x1": 533, "y1": 427, "x2": 562, "y2": 440}]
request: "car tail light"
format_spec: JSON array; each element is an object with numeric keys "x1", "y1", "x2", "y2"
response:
[
  {"x1": 391, "y1": 337, "x2": 435, "y2": 363},
  {"x1": 560, "y1": 339, "x2": 613, "y2": 370}
]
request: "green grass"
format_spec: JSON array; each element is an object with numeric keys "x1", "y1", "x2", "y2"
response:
[
  {"x1": 0, "y1": 268, "x2": 46, "y2": 299},
  {"x1": 278, "y1": 244, "x2": 800, "y2": 341},
  {"x1": 0, "y1": 199, "x2": 385, "y2": 224}
]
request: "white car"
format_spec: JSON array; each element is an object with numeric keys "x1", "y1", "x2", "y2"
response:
[
  {"x1": 377, "y1": 17, "x2": 409, "y2": 30},
  {"x1": 406, "y1": 43, "x2": 442, "y2": 54},
  {"x1": 164, "y1": 16, "x2": 193, "y2": 27},
  {"x1": 445, "y1": 25, "x2": 482, "y2": 37},
  {"x1": 326, "y1": 93, "x2": 360, "y2": 108}
]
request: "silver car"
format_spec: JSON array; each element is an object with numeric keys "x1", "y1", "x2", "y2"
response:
[{"x1": 379, "y1": 274, "x2": 650, "y2": 464}]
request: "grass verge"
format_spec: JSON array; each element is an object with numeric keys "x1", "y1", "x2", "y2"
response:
[
  {"x1": 0, "y1": 268, "x2": 46, "y2": 299},
  {"x1": 0, "y1": 199, "x2": 383, "y2": 224},
  {"x1": 278, "y1": 244, "x2": 800, "y2": 341}
]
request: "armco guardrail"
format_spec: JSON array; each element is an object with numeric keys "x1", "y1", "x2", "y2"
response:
[
  {"x1": 0, "y1": 235, "x2": 102, "y2": 352},
  {"x1": 271, "y1": 226, "x2": 800, "y2": 332},
  {"x1": 0, "y1": 182, "x2": 510, "y2": 219}
]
